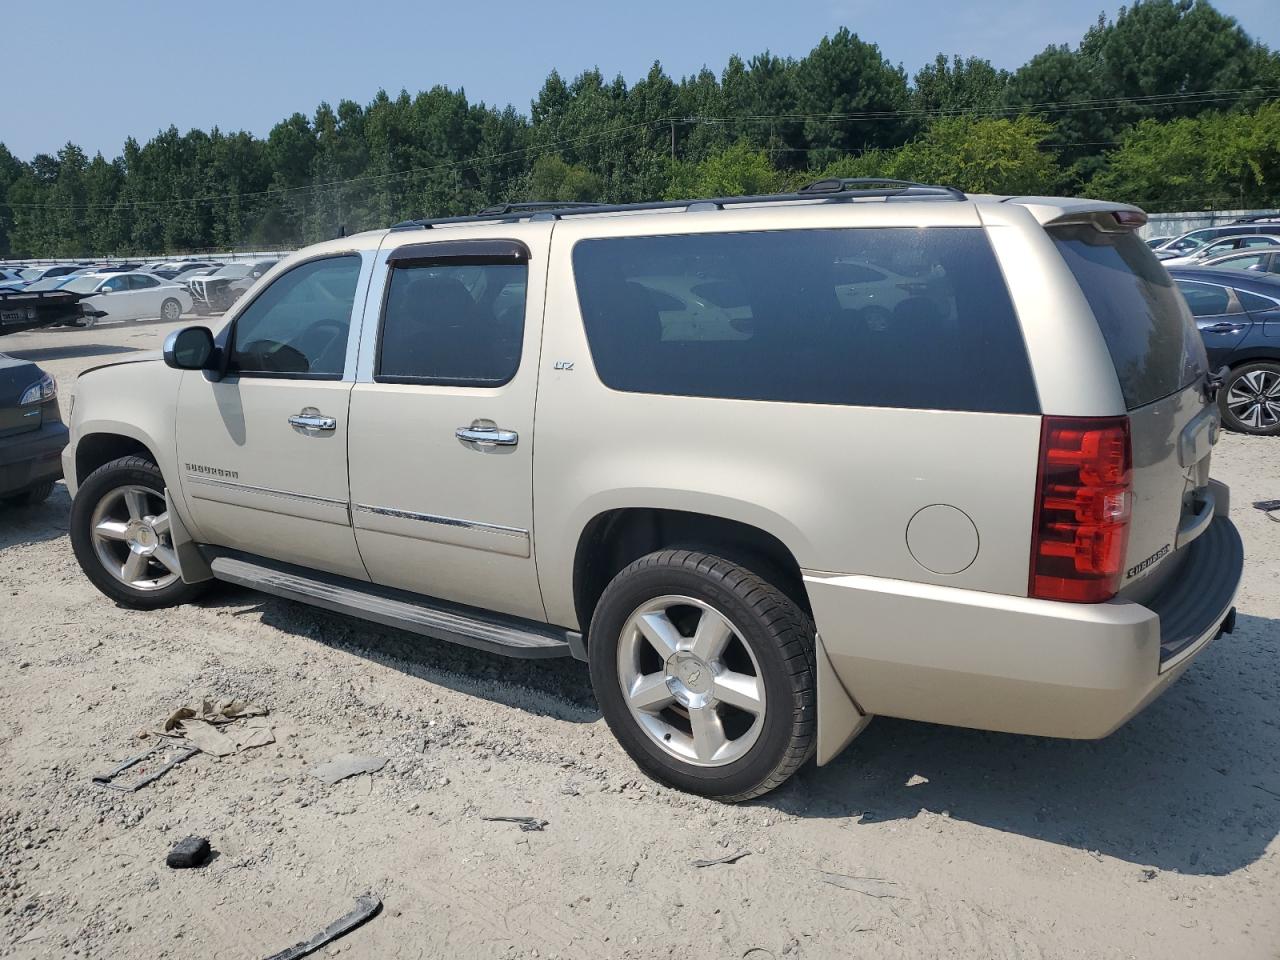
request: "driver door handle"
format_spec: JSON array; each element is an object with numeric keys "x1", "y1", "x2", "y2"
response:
[
  {"x1": 289, "y1": 413, "x2": 337, "y2": 431},
  {"x1": 456, "y1": 425, "x2": 518, "y2": 446}
]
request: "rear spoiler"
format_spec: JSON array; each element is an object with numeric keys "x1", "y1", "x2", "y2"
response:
[{"x1": 998, "y1": 196, "x2": 1148, "y2": 230}]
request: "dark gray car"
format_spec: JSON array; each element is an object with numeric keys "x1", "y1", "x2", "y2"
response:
[{"x1": 0, "y1": 354, "x2": 67, "y2": 505}]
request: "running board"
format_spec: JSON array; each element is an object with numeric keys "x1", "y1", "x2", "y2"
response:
[{"x1": 207, "y1": 553, "x2": 580, "y2": 660}]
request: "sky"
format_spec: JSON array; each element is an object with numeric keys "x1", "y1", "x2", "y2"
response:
[{"x1": 3, "y1": 0, "x2": 1278, "y2": 162}]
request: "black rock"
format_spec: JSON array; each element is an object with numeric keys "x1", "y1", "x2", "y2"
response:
[{"x1": 165, "y1": 836, "x2": 211, "y2": 869}]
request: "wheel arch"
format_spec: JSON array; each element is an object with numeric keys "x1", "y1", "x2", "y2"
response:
[
  {"x1": 73, "y1": 429, "x2": 160, "y2": 493},
  {"x1": 570, "y1": 506, "x2": 811, "y2": 641}
]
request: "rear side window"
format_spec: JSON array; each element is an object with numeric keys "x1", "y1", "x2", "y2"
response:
[
  {"x1": 377, "y1": 262, "x2": 527, "y2": 387},
  {"x1": 1236, "y1": 288, "x2": 1279, "y2": 312},
  {"x1": 572, "y1": 227, "x2": 1038, "y2": 413},
  {"x1": 1175, "y1": 280, "x2": 1232, "y2": 317},
  {"x1": 1051, "y1": 226, "x2": 1206, "y2": 410}
]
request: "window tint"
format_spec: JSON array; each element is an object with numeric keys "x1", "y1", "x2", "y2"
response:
[
  {"x1": 1216, "y1": 253, "x2": 1267, "y2": 272},
  {"x1": 1051, "y1": 226, "x2": 1206, "y2": 409},
  {"x1": 1236, "y1": 288, "x2": 1279, "y2": 313},
  {"x1": 100, "y1": 275, "x2": 127, "y2": 292},
  {"x1": 573, "y1": 227, "x2": 1038, "y2": 413},
  {"x1": 1175, "y1": 280, "x2": 1231, "y2": 317},
  {"x1": 231, "y1": 255, "x2": 361, "y2": 378},
  {"x1": 377, "y1": 262, "x2": 527, "y2": 386},
  {"x1": 128, "y1": 274, "x2": 159, "y2": 290}
]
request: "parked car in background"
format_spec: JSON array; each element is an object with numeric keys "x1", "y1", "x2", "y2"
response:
[
  {"x1": 169, "y1": 265, "x2": 220, "y2": 286},
  {"x1": 61, "y1": 182, "x2": 1241, "y2": 801},
  {"x1": 1155, "y1": 223, "x2": 1280, "y2": 258},
  {"x1": 1160, "y1": 234, "x2": 1280, "y2": 267},
  {"x1": 1145, "y1": 236, "x2": 1175, "y2": 248},
  {"x1": 154, "y1": 261, "x2": 220, "y2": 281},
  {"x1": 187, "y1": 260, "x2": 277, "y2": 314},
  {"x1": 18, "y1": 264, "x2": 83, "y2": 284},
  {"x1": 1198, "y1": 250, "x2": 1280, "y2": 275},
  {"x1": 0, "y1": 353, "x2": 65, "y2": 506},
  {"x1": 1169, "y1": 265, "x2": 1280, "y2": 435},
  {"x1": 62, "y1": 272, "x2": 192, "y2": 324}
]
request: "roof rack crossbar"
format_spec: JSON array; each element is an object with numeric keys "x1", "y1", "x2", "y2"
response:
[{"x1": 389, "y1": 178, "x2": 967, "y2": 231}]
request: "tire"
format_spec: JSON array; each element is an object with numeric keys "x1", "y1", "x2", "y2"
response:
[
  {"x1": 1218, "y1": 361, "x2": 1280, "y2": 436},
  {"x1": 69, "y1": 455, "x2": 207, "y2": 609},
  {"x1": 161, "y1": 298, "x2": 183, "y2": 322},
  {"x1": 3, "y1": 480, "x2": 55, "y2": 507},
  {"x1": 588, "y1": 549, "x2": 816, "y2": 802}
]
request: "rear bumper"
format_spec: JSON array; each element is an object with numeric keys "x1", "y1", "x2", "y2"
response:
[
  {"x1": 0, "y1": 421, "x2": 68, "y2": 496},
  {"x1": 805, "y1": 516, "x2": 1242, "y2": 751}
]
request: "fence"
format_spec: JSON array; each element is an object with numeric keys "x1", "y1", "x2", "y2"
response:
[{"x1": 1140, "y1": 209, "x2": 1279, "y2": 239}]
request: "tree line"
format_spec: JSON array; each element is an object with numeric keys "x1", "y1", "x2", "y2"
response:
[{"x1": 3, "y1": 0, "x2": 1280, "y2": 259}]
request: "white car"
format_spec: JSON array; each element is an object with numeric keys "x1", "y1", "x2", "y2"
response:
[
  {"x1": 62, "y1": 272, "x2": 192, "y2": 324},
  {"x1": 1160, "y1": 234, "x2": 1280, "y2": 267}
]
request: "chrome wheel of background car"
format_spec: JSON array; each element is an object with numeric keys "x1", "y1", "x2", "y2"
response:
[
  {"x1": 1226, "y1": 369, "x2": 1280, "y2": 430},
  {"x1": 89, "y1": 484, "x2": 180, "y2": 591},
  {"x1": 616, "y1": 595, "x2": 766, "y2": 767}
]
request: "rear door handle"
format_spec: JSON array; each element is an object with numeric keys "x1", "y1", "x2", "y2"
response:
[
  {"x1": 289, "y1": 413, "x2": 337, "y2": 431},
  {"x1": 456, "y1": 425, "x2": 518, "y2": 446}
]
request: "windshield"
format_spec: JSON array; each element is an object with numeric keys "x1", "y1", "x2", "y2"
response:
[
  {"x1": 1051, "y1": 225, "x2": 1207, "y2": 409},
  {"x1": 18, "y1": 268, "x2": 43, "y2": 280},
  {"x1": 63, "y1": 276, "x2": 102, "y2": 294}
]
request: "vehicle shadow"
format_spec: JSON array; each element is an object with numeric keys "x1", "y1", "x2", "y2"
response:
[
  {"x1": 196, "y1": 584, "x2": 600, "y2": 725},
  {"x1": 0, "y1": 482, "x2": 69, "y2": 547},
  {"x1": 772, "y1": 612, "x2": 1280, "y2": 877},
  {"x1": 4, "y1": 343, "x2": 139, "y2": 362}
]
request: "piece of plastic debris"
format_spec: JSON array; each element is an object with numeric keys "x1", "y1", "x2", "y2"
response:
[
  {"x1": 262, "y1": 893, "x2": 382, "y2": 960},
  {"x1": 166, "y1": 836, "x2": 212, "y2": 869},
  {"x1": 92, "y1": 745, "x2": 200, "y2": 792},
  {"x1": 1138, "y1": 868, "x2": 1158, "y2": 882},
  {"x1": 481, "y1": 815, "x2": 548, "y2": 832},
  {"x1": 309, "y1": 753, "x2": 387, "y2": 785},
  {"x1": 819, "y1": 872, "x2": 902, "y2": 898},
  {"x1": 692, "y1": 849, "x2": 751, "y2": 868}
]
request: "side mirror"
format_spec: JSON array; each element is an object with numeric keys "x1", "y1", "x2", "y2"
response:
[{"x1": 163, "y1": 326, "x2": 217, "y2": 371}]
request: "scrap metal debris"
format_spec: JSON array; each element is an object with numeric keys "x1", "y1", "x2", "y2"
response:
[
  {"x1": 481, "y1": 815, "x2": 548, "y2": 832},
  {"x1": 309, "y1": 753, "x2": 387, "y2": 785},
  {"x1": 152, "y1": 698, "x2": 274, "y2": 757},
  {"x1": 166, "y1": 836, "x2": 212, "y2": 869},
  {"x1": 92, "y1": 745, "x2": 199, "y2": 792},
  {"x1": 262, "y1": 893, "x2": 382, "y2": 960},
  {"x1": 819, "y1": 872, "x2": 902, "y2": 899},
  {"x1": 692, "y1": 849, "x2": 752, "y2": 868}
]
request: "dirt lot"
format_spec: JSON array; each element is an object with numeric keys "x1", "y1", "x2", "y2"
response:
[{"x1": 2, "y1": 317, "x2": 1279, "y2": 960}]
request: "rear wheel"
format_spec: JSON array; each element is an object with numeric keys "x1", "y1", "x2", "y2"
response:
[
  {"x1": 160, "y1": 298, "x2": 183, "y2": 322},
  {"x1": 1219, "y1": 361, "x2": 1280, "y2": 435},
  {"x1": 69, "y1": 456, "x2": 207, "y2": 609},
  {"x1": 588, "y1": 550, "x2": 816, "y2": 801}
]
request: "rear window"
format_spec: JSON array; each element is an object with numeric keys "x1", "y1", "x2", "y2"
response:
[
  {"x1": 572, "y1": 227, "x2": 1038, "y2": 413},
  {"x1": 1051, "y1": 226, "x2": 1206, "y2": 409}
]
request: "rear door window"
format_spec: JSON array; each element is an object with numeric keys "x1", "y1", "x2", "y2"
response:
[
  {"x1": 1175, "y1": 280, "x2": 1233, "y2": 317},
  {"x1": 572, "y1": 227, "x2": 1038, "y2": 413},
  {"x1": 1050, "y1": 226, "x2": 1206, "y2": 409}
]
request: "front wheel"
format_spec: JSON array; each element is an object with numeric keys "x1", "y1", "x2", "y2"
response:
[
  {"x1": 1218, "y1": 361, "x2": 1280, "y2": 435},
  {"x1": 69, "y1": 456, "x2": 207, "y2": 609},
  {"x1": 588, "y1": 550, "x2": 816, "y2": 802},
  {"x1": 160, "y1": 298, "x2": 183, "y2": 322}
]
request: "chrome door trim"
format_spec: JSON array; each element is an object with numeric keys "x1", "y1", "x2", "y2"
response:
[
  {"x1": 351, "y1": 503, "x2": 529, "y2": 539},
  {"x1": 186, "y1": 474, "x2": 350, "y2": 508}
]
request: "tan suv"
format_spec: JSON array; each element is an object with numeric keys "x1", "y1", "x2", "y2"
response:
[{"x1": 62, "y1": 180, "x2": 1244, "y2": 800}]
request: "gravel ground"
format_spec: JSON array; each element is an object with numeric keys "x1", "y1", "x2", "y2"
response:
[{"x1": 1, "y1": 318, "x2": 1278, "y2": 960}]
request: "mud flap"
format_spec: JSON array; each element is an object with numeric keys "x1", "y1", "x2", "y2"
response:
[
  {"x1": 816, "y1": 632, "x2": 872, "y2": 765},
  {"x1": 166, "y1": 488, "x2": 213, "y2": 583}
]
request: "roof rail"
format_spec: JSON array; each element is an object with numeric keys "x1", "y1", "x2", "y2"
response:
[
  {"x1": 475, "y1": 201, "x2": 605, "y2": 216},
  {"x1": 389, "y1": 178, "x2": 968, "y2": 231},
  {"x1": 798, "y1": 177, "x2": 966, "y2": 200}
]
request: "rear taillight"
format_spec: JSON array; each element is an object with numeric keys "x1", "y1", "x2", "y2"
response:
[{"x1": 1029, "y1": 416, "x2": 1132, "y2": 603}]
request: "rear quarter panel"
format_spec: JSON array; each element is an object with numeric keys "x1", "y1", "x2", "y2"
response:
[{"x1": 534, "y1": 206, "x2": 1044, "y2": 630}]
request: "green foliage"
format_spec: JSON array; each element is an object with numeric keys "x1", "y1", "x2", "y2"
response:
[
  {"x1": 664, "y1": 142, "x2": 786, "y2": 199},
  {"x1": 2, "y1": 1, "x2": 1279, "y2": 257}
]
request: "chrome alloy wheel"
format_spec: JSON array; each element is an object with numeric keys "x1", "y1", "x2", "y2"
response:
[
  {"x1": 89, "y1": 485, "x2": 180, "y2": 590},
  {"x1": 1226, "y1": 368, "x2": 1280, "y2": 430},
  {"x1": 616, "y1": 595, "x2": 766, "y2": 767}
]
